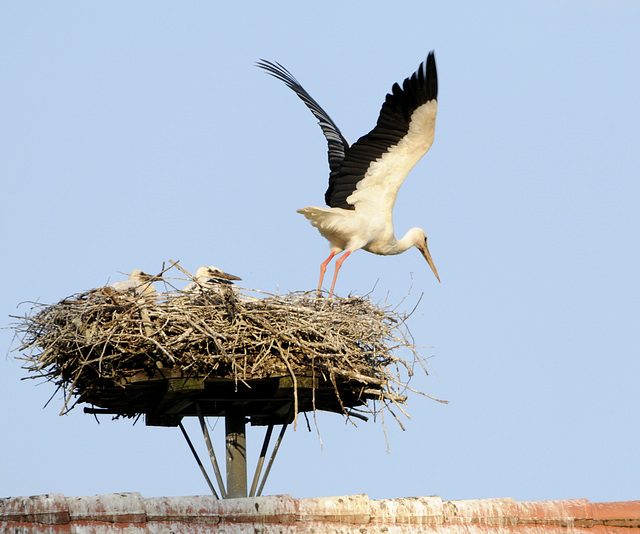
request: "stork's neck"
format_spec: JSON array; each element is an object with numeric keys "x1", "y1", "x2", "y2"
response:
[{"x1": 368, "y1": 227, "x2": 423, "y2": 256}]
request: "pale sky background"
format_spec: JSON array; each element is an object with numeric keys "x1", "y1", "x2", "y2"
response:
[{"x1": 1, "y1": 2, "x2": 639, "y2": 503}]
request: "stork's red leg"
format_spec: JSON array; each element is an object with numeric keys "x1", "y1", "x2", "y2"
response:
[
  {"x1": 329, "y1": 250, "x2": 352, "y2": 298},
  {"x1": 318, "y1": 250, "x2": 338, "y2": 296}
]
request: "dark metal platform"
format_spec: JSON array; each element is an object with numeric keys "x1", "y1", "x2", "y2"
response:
[
  {"x1": 82, "y1": 367, "x2": 376, "y2": 427},
  {"x1": 81, "y1": 367, "x2": 377, "y2": 498}
]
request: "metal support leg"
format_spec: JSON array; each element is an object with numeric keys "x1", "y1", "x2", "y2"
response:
[
  {"x1": 249, "y1": 421, "x2": 275, "y2": 497},
  {"x1": 195, "y1": 402, "x2": 227, "y2": 499},
  {"x1": 225, "y1": 407, "x2": 247, "y2": 498},
  {"x1": 179, "y1": 422, "x2": 219, "y2": 499},
  {"x1": 256, "y1": 419, "x2": 289, "y2": 497}
]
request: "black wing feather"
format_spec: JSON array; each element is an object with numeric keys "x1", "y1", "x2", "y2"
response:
[
  {"x1": 326, "y1": 52, "x2": 438, "y2": 209},
  {"x1": 257, "y1": 59, "x2": 349, "y2": 176}
]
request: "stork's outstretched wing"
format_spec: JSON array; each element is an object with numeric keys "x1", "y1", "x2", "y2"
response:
[
  {"x1": 329, "y1": 52, "x2": 438, "y2": 211},
  {"x1": 257, "y1": 60, "x2": 349, "y2": 182},
  {"x1": 258, "y1": 53, "x2": 437, "y2": 214}
]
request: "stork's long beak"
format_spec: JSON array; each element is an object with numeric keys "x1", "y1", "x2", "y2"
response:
[
  {"x1": 417, "y1": 241, "x2": 440, "y2": 282},
  {"x1": 217, "y1": 271, "x2": 242, "y2": 281}
]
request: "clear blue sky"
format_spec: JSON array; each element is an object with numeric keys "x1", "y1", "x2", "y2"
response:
[{"x1": 2, "y1": 2, "x2": 639, "y2": 502}]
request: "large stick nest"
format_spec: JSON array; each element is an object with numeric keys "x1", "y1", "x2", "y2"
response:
[{"x1": 12, "y1": 263, "x2": 440, "y2": 426}]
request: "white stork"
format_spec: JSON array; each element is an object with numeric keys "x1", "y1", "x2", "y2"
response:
[
  {"x1": 257, "y1": 52, "x2": 440, "y2": 297},
  {"x1": 183, "y1": 266, "x2": 242, "y2": 292},
  {"x1": 110, "y1": 269, "x2": 161, "y2": 300}
]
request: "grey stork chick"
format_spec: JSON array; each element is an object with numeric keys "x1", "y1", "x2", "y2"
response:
[
  {"x1": 109, "y1": 269, "x2": 161, "y2": 303},
  {"x1": 183, "y1": 266, "x2": 242, "y2": 292},
  {"x1": 183, "y1": 266, "x2": 243, "y2": 315}
]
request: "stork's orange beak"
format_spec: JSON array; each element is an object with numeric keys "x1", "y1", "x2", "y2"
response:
[{"x1": 417, "y1": 241, "x2": 440, "y2": 282}]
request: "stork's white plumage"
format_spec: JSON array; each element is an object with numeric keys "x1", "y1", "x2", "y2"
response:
[
  {"x1": 183, "y1": 266, "x2": 242, "y2": 292},
  {"x1": 258, "y1": 52, "x2": 440, "y2": 297},
  {"x1": 110, "y1": 269, "x2": 161, "y2": 300}
]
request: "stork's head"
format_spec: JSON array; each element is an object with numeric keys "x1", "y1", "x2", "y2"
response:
[
  {"x1": 129, "y1": 269, "x2": 162, "y2": 282},
  {"x1": 196, "y1": 266, "x2": 242, "y2": 282},
  {"x1": 412, "y1": 229, "x2": 440, "y2": 282}
]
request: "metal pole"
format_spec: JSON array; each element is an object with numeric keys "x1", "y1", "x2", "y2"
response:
[
  {"x1": 178, "y1": 422, "x2": 219, "y2": 499},
  {"x1": 256, "y1": 419, "x2": 289, "y2": 497},
  {"x1": 225, "y1": 407, "x2": 247, "y2": 498},
  {"x1": 195, "y1": 402, "x2": 227, "y2": 499},
  {"x1": 249, "y1": 421, "x2": 275, "y2": 497}
]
